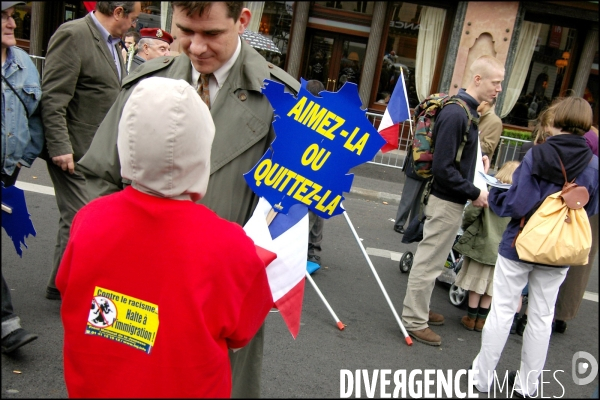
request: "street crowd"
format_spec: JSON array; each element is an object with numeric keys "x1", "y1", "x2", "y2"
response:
[{"x1": 2, "y1": 1, "x2": 598, "y2": 398}]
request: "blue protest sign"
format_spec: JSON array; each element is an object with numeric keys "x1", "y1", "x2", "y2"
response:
[
  {"x1": 244, "y1": 79, "x2": 386, "y2": 219},
  {"x1": 2, "y1": 184, "x2": 36, "y2": 257}
]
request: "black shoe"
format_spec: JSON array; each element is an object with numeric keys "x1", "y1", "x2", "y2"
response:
[
  {"x1": 553, "y1": 320, "x2": 567, "y2": 333},
  {"x1": 394, "y1": 226, "x2": 405, "y2": 234},
  {"x1": 307, "y1": 254, "x2": 321, "y2": 266},
  {"x1": 45, "y1": 287, "x2": 61, "y2": 300},
  {"x1": 1, "y1": 329, "x2": 38, "y2": 354},
  {"x1": 516, "y1": 315, "x2": 527, "y2": 336},
  {"x1": 507, "y1": 370, "x2": 534, "y2": 398},
  {"x1": 507, "y1": 371, "x2": 520, "y2": 398}
]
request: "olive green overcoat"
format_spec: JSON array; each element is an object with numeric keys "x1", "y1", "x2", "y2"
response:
[
  {"x1": 41, "y1": 13, "x2": 125, "y2": 161},
  {"x1": 78, "y1": 40, "x2": 299, "y2": 226}
]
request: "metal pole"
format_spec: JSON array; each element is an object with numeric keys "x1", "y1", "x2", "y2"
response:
[
  {"x1": 305, "y1": 271, "x2": 345, "y2": 331},
  {"x1": 266, "y1": 208, "x2": 344, "y2": 331},
  {"x1": 342, "y1": 210, "x2": 413, "y2": 345}
]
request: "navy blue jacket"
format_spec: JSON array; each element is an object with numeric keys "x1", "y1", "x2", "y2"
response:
[
  {"x1": 490, "y1": 142, "x2": 598, "y2": 265},
  {"x1": 430, "y1": 89, "x2": 481, "y2": 204}
]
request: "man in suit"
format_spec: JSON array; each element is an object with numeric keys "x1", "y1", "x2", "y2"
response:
[
  {"x1": 41, "y1": 1, "x2": 141, "y2": 300},
  {"x1": 128, "y1": 27, "x2": 173, "y2": 73},
  {"x1": 78, "y1": 2, "x2": 298, "y2": 397}
]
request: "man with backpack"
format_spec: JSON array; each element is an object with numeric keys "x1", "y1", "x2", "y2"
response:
[{"x1": 401, "y1": 55, "x2": 505, "y2": 346}]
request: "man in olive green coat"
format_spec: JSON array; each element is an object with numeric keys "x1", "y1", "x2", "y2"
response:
[
  {"x1": 41, "y1": 2, "x2": 141, "y2": 300},
  {"x1": 78, "y1": 2, "x2": 299, "y2": 398}
]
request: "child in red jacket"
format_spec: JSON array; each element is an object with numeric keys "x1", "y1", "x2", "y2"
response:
[{"x1": 57, "y1": 77, "x2": 273, "y2": 398}]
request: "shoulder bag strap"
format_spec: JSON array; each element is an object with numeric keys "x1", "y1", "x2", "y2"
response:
[
  {"x1": 1, "y1": 74, "x2": 30, "y2": 119},
  {"x1": 558, "y1": 157, "x2": 569, "y2": 184}
]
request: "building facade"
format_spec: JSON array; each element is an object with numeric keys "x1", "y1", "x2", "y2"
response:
[{"x1": 13, "y1": 1, "x2": 599, "y2": 127}]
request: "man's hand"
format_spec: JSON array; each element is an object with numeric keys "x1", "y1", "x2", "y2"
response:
[
  {"x1": 482, "y1": 155, "x2": 490, "y2": 174},
  {"x1": 471, "y1": 189, "x2": 489, "y2": 208},
  {"x1": 52, "y1": 154, "x2": 75, "y2": 174}
]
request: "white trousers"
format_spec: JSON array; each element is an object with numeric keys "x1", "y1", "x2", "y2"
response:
[{"x1": 472, "y1": 254, "x2": 568, "y2": 397}]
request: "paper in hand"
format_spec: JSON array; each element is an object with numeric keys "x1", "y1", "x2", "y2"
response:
[{"x1": 478, "y1": 171, "x2": 512, "y2": 189}]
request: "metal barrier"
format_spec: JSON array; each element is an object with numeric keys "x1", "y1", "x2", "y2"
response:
[
  {"x1": 490, "y1": 136, "x2": 530, "y2": 171},
  {"x1": 363, "y1": 108, "x2": 531, "y2": 173},
  {"x1": 29, "y1": 55, "x2": 45, "y2": 77}
]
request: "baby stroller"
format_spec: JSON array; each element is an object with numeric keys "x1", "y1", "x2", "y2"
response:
[{"x1": 399, "y1": 231, "x2": 467, "y2": 307}]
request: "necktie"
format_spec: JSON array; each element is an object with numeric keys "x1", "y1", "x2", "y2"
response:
[{"x1": 198, "y1": 73, "x2": 212, "y2": 109}]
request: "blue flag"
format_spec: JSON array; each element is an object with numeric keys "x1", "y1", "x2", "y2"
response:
[{"x1": 2, "y1": 184, "x2": 36, "y2": 257}]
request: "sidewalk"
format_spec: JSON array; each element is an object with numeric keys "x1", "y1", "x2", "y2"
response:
[{"x1": 347, "y1": 162, "x2": 405, "y2": 205}]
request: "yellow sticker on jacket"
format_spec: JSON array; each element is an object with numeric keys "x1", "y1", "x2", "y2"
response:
[{"x1": 85, "y1": 286, "x2": 159, "y2": 354}]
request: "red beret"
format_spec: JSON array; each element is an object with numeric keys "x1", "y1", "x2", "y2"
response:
[{"x1": 139, "y1": 28, "x2": 173, "y2": 44}]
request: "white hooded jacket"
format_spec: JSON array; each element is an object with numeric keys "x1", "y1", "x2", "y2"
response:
[{"x1": 117, "y1": 77, "x2": 215, "y2": 202}]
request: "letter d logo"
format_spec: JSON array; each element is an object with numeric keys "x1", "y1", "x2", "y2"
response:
[{"x1": 572, "y1": 351, "x2": 598, "y2": 385}]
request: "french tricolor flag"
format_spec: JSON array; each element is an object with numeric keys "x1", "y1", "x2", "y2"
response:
[
  {"x1": 378, "y1": 68, "x2": 411, "y2": 153},
  {"x1": 244, "y1": 197, "x2": 309, "y2": 339}
]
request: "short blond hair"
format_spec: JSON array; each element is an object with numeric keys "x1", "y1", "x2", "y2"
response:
[
  {"x1": 495, "y1": 161, "x2": 520, "y2": 185},
  {"x1": 470, "y1": 55, "x2": 505, "y2": 79}
]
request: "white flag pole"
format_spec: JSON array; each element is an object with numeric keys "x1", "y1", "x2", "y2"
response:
[
  {"x1": 305, "y1": 271, "x2": 345, "y2": 331},
  {"x1": 342, "y1": 210, "x2": 413, "y2": 346},
  {"x1": 266, "y1": 209, "x2": 345, "y2": 331}
]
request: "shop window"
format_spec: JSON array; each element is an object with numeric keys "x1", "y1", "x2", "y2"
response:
[
  {"x1": 12, "y1": 2, "x2": 32, "y2": 52},
  {"x1": 64, "y1": 3, "x2": 78, "y2": 22},
  {"x1": 137, "y1": 1, "x2": 162, "y2": 30},
  {"x1": 316, "y1": 1, "x2": 373, "y2": 15},
  {"x1": 374, "y1": 3, "x2": 447, "y2": 110},
  {"x1": 243, "y1": 2, "x2": 293, "y2": 69},
  {"x1": 503, "y1": 23, "x2": 596, "y2": 128}
]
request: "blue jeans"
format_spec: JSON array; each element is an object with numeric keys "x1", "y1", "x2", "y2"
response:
[{"x1": 1, "y1": 271, "x2": 21, "y2": 339}]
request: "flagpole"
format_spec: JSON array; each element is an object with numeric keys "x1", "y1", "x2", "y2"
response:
[
  {"x1": 342, "y1": 210, "x2": 413, "y2": 346},
  {"x1": 305, "y1": 271, "x2": 345, "y2": 331},
  {"x1": 267, "y1": 208, "x2": 345, "y2": 331}
]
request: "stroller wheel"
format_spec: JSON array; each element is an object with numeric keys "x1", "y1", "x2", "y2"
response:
[
  {"x1": 449, "y1": 283, "x2": 467, "y2": 307},
  {"x1": 399, "y1": 252, "x2": 413, "y2": 273}
]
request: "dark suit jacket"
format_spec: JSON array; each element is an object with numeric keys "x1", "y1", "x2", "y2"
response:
[
  {"x1": 128, "y1": 54, "x2": 145, "y2": 74},
  {"x1": 41, "y1": 13, "x2": 124, "y2": 162}
]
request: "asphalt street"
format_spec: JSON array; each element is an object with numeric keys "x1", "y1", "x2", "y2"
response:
[{"x1": 1, "y1": 160, "x2": 598, "y2": 398}]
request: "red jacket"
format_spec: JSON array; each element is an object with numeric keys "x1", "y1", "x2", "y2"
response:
[{"x1": 57, "y1": 186, "x2": 273, "y2": 398}]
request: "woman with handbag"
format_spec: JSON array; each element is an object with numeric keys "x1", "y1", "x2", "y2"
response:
[{"x1": 470, "y1": 96, "x2": 599, "y2": 398}]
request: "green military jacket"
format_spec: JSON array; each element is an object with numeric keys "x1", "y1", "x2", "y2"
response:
[
  {"x1": 453, "y1": 202, "x2": 511, "y2": 266},
  {"x1": 41, "y1": 13, "x2": 125, "y2": 162},
  {"x1": 78, "y1": 40, "x2": 299, "y2": 225}
]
